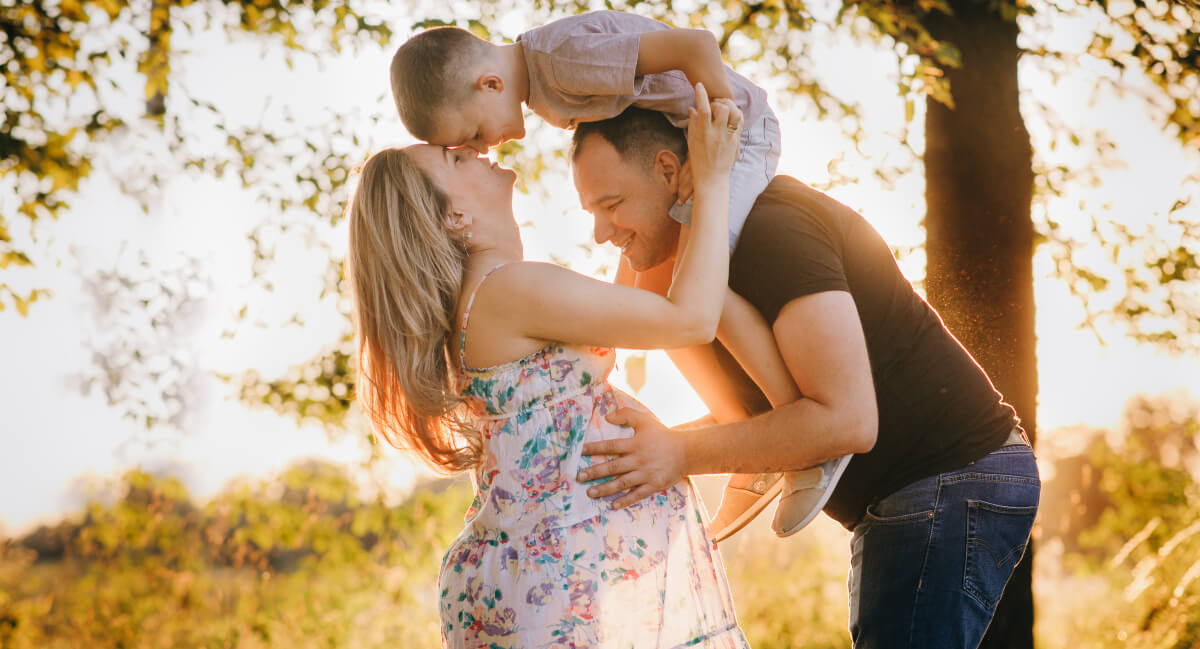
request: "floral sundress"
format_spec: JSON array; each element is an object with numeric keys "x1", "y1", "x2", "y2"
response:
[{"x1": 438, "y1": 263, "x2": 751, "y2": 649}]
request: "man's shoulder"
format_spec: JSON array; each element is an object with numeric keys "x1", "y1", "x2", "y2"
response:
[
  {"x1": 755, "y1": 174, "x2": 825, "y2": 208},
  {"x1": 747, "y1": 175, "x2": 863, "y2": 230},
  {"x1": 740, "y1": 175, "x2": 825, "y2": 232}
]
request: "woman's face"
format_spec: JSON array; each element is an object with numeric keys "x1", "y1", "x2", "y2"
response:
[{"x1": 406, "y1": 144, "x2": 516, "y2": 219}]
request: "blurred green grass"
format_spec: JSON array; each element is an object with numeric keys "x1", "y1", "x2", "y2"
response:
[{"x1": 2, "y1": 396, "x2": 1197, "y2": 649}]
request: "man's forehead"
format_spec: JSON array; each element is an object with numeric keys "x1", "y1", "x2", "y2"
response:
[{"x1": 574, "y1": 135, "x2": 635, "y2": 184}]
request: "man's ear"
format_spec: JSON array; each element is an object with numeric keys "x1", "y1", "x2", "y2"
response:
[
  {"x1": 653, "y1": 150, "x2": 693, "y2": 205},
  {"x1": 675, "y1": 161, "x2": 694, "y2": 206},
  {"x1": 475, "y1": 72, "x2": 504, "y2": 93}
]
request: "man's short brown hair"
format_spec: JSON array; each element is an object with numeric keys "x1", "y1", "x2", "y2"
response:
[
  {"x1": 571, "y1": 107, "x2": 688, "y2": 172},
  {"x1": 390, "y1": 27, "x2": 488, "y2": 140}
]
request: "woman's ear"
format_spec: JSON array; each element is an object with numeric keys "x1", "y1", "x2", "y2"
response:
[{"x1": 445, "y1": 210, "x2": 474, "y2": 234}]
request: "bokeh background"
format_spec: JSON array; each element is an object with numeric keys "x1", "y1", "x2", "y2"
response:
[{"x1": 2, "y1": 1, "x2": 1198, "y2": 647}]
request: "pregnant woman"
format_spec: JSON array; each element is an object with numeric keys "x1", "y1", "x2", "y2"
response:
[{"x1": 345, "y1": 85, "x2": 751, "y2": 648}]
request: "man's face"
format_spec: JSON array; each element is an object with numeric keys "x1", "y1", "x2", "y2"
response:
[
  {"x1": 572, "y1": 134, "x2": 682, "y2": 272},
  {"x1": 428, "y1": 90, "x2": 526, "y2": 154}
]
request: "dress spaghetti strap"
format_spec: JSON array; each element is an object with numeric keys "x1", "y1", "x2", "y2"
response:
[{"x1": 458, "y1": 263, "x2": 511, "y2": 371}]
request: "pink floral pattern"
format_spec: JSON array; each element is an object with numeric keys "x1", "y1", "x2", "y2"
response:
[{"x1": 438, "y1": 265, "x2": 749, "y2": 649}]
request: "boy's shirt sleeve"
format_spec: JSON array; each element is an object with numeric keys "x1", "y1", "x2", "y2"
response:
[
  {"x1": 542, "y1": 31, "x2": 642, "y2": 97},
  {"x1": 521, "y1": 11, "x2": 687, "y2": 129},
  {"x1": 521, "y1": 10, "x2": 768, "y2": 130}
]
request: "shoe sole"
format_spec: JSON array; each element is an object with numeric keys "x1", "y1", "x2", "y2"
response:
[
  {"x1": 774, "y1": 454, "x2": 854, "y2": 537},
  {"x1": 711, "y1": 477, "x2": 785, "y2": 543}
]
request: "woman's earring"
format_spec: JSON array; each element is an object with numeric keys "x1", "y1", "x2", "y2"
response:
[{"x1": 464, "y1": 231, "x2": 473, "y2": 242}]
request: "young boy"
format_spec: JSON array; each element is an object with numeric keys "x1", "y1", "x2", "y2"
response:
[{"x1": 389, "y1": 10, "x2": 851, "y2": 540}]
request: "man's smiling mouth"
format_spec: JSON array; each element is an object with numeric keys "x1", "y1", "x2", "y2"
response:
[{"x1": 617, "y1": 235, "x2": 634, "y2": 254}]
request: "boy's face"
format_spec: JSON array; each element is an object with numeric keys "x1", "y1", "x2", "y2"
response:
[
  {"x1": 572, "y1": 134, "x2": 682, "y2": 272},
  {"x1": 429, "y1": 90, "x2": 525, "y2": 154}
]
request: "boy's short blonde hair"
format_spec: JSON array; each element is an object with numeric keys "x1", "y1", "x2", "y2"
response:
[{"x1": 390, "y1": 27, "x2": 490, "y2": 141}]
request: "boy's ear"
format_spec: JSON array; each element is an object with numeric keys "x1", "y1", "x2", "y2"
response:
[{"x1": 475, "y1": 73, "x2": 504, "y2": 93}]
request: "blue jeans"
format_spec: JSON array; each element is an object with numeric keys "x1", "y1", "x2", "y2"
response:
[{"x1": 847, "y1": 442, "x2": 1040, "y2": 649}]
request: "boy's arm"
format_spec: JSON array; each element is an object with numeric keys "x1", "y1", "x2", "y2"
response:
[
  {"x1": 716, "y1": 289, "x2": 802, "y2": 408},
  {"x1": 636, "y1": 29, "x2": 734, "y2": 100}
]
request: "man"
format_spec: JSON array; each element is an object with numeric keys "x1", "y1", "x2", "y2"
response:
[{"x1": 569, "y1": 107, "x2": 1040, "y2": 649}]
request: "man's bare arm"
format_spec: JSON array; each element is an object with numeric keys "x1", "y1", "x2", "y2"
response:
[{"x1": 578, "y1": 290, "x2": 877, "y2": 508}]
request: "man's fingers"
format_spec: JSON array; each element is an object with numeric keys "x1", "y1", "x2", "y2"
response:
[
  {"x1": 613, "y1": 483, "x2": 661, "y2": 510},
  {"x1": 709, "y1": 97, "x2": 730, "y2": 124},
  {"x1": 587, "y1": 471, "x2": 645, "y2": 499},
  {"x1": 577, "y1": 455, "x2": 635, "y2": 483},
  {"x1": 580, "y1": 437, "x2": 634, "y2": 457},
  {"x1": 605, "y1": 407, "x2": 650, "y2": 428}
]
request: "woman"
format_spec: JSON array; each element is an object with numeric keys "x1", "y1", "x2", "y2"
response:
[{"x1": 346, "y1": 86, "x2": 750, "y2": 647}]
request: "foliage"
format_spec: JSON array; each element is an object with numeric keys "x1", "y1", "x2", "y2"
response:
[
  {"x1": 0, "y1": 0, "x2": 394, "y2": 307},
  {"x1": 1037, "y1": 392, "x2": 1200, "y2": 649},
  {"x1": 0, "y1": 461, "x2": 472, "y2": 649},
  {"x1": 5, "y1": 392, "x2": 1199, "y2": 648},
  {"x1": 3, "y1": 0, "x2": 1197, "y2": 433},
  {"x1": 234, "y1": 0, "x2": 1200, "y2": 427}
]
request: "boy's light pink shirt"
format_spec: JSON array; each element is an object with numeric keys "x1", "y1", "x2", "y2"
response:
[{"x1": 518, "y1": 10, "x2": 768, "y2": 131}]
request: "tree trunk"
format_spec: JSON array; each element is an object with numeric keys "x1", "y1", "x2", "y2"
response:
[{"x1": 922, "y1": 2, "x2": 1037, "y2": 648}]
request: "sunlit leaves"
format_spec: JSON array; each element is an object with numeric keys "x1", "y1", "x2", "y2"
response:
[
  {"x1": 234, "y1": 334, "x2": 357, "y2": 427},
  {"x1": 1089, "y1": 0, "x2": 1200, "y2": 146},
  {"x1": 0, "y1": 0, "x2": 393, "y2": 315},
  {"x1": 74, "y1": 250, "x2": 212, "y2": 432}
]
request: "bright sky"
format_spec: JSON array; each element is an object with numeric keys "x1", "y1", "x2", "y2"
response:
[{"x1": 1, "y1": 5, "x2": 1197, "y2": 536}]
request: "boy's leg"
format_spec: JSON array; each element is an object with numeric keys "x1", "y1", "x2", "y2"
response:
[
  {"x1": 848, "y1": 441, "x2": 1040, "y2": 649},
  {"x1": 668, "y1": 106, "x2": 781, "y2": 251},
  {"x1": 679, "y1": 107, "x2": 784, "y2": 543},
  {"x1": 725, "y1": 105, "x2": 780, "y2": 250}
]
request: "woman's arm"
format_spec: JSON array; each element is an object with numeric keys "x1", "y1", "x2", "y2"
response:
[{"x1": 495, "y1": 84, "x2": 740, "y2": 351}]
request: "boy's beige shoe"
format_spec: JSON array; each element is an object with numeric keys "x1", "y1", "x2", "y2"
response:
[
  {"x1": 708, "y1": 472, "x2": 783, "y2": 543},
  {"x1": 771, "y1": 454, "x2": 854, "y2": 537}
]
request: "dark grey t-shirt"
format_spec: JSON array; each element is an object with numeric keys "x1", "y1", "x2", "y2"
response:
[{"x1": 728, "y1": 175, "x2": 1018, "y2": 529}]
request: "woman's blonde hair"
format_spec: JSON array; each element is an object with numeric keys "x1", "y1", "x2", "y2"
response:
[{"x1": 345, "y1": 147, "x2": 479, "y2": 473}]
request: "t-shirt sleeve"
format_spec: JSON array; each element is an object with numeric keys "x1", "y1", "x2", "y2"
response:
[
  {"x1": 729, "y1": 187, "x2": 850, "y2": 324},
  {"x1": 545, "y1": 31, "x2": 642, "y2": 96},
  {"x1": 522, "y1": 12, "x2": 673, "y2": 99}
]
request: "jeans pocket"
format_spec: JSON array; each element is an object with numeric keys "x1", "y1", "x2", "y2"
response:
[{"x1": 963, "y1": 500, "x2": 1037, "y2": 610}]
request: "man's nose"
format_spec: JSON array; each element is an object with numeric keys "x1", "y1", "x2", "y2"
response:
[
  {"x1": 468, "y1": 141, "x2": 489, "y2": 154},
  {"x1": 593, "y1": 218, "x2": 615, "y2": 245}
]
